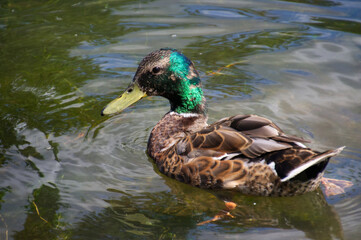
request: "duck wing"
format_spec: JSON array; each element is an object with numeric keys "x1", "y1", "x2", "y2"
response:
[{"x1": 176, "y1": 114, "x2": 308, "y2": 162}]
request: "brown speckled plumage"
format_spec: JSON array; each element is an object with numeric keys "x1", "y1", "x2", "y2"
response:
[
  {"x1": 148, "y1": 113, "x2": 341, "y2": 196},
  {"x1": 102, "y1": 48, "x2": 344, "y2": 196}
]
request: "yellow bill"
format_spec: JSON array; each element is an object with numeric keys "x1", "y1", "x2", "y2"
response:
[{"x1": 101, "y1": 83, "x2": 147, "y2": 115}]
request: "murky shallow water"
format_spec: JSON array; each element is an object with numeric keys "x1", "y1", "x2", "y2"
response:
[{"x1": 1, "y1": 0, "x2": 361, "y2": 239}]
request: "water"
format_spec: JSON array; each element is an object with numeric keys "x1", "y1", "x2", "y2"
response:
[{"x1": 0, "y1": 0, "x2": 360, "y2": 239}]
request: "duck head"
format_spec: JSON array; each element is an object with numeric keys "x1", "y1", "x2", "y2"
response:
[{"x1": 101, "y1": 48, "x2": 206, "y2": 116}]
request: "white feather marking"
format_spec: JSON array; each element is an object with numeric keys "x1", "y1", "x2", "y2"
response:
[
  {"x1": 169, "y1": 111, "x2": 200, "y2": 118},
  {"x1": 281, "y1": 158, "x2": 323, "y2": 182},
  {"x1": 212, "y1": 153, "x2": 227, "y2": 160},
  {"x1": 281, "y1": 146, "x2": 345, "y2": 182},
  {"x1": 223, "y1": 181, "x2": 239, "y2": 189},
  {"x1": 268, "y1": 161, "x2": 278, "y2": 176},
  {"x1": 243, "y1": 159, "x2": 265, "y2": 168},
  {"x1": 225, "y1": 153, "x2": 242, "y2": 160},
  {"x1": 210, "y1": 153, "x2": 240, "y2": 160},
  {"x1": 242, "y1": 161, "x2": 252, "y2": 168},
  {"x1": 294, "y1": 142, "x2": 307, "y2": 148}
]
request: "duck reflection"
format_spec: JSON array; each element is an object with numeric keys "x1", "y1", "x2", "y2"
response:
[
  {"x1": 63, "y1": 175, "x2": 342, "y2": 239},
  {"x1": 8, "y1": 177, "x2": 344, "y2": 240},
  {"x1": 68, "y1": 164, "x2": 345, "y2": 239},
  {"x1": 158, "y1": 170, "x2": 344, "y2": 240}
]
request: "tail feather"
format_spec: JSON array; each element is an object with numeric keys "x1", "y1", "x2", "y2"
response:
[{"x1": 280, "y1": 146, "x2": 345, "y2": 182}]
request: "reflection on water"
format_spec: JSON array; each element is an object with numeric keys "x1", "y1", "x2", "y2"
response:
[
  {"x1": 66, "y1": 174, "x2": 344, "y2": 239},
  {"x1": 0, "y1": 0, "x2": 361, "y2": 239},
  {"x1": 13, "y1": 184, "x2": 66, "y2": 240}
]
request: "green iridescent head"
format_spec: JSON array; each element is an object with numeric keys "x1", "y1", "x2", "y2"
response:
[{"x1": 102, "y1": 48, "x2": 206, "y2": 115}]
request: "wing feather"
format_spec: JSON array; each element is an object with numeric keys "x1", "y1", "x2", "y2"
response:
[{"x1": 176, "y1": 114, "x2": 312, "y2": 163}]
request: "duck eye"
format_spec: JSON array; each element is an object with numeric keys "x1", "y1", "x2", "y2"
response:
[{"x1": 152, "y1": 67, "x2": 161, "y2": 74}]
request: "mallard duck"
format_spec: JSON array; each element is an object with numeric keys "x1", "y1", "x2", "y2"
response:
[{"x1": 101, "y1": 48, "x2": 350, "y2": 198}]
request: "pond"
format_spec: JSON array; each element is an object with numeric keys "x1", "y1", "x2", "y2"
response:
[{"x1": 0, "y1": 0, "x2": 361, "y2": 239}]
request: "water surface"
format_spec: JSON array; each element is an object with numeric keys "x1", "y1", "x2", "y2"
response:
[{"x1": 0, "y1": 0, "x2": 361, "y2": 239}]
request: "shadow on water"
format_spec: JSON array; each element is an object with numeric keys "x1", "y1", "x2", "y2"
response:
[{"x1": 69, "y1": 173, "x2": 344, "y2": 240}]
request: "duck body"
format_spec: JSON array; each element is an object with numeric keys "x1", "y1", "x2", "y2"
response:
[
  {"x1": 147, "y1": 111, "x2": 342, "y2": 196},
  {"x1": 102, "y1": 48, "x2": 343, "y2": 196}
]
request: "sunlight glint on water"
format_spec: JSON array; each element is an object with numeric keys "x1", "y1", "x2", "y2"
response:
[{"x1": 0, "y1": 0, "x2": 360, "y2": 239}]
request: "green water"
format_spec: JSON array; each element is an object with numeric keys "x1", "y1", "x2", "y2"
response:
[{"x1": 1, "y1": 0, "x2": 361, "y2": 239}]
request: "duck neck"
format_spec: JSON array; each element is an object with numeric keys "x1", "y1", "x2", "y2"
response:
[
  {"x1": 170, "y1": 84, "x2": 207, "y2": 115},
  {"x1": 147, "y1": 111, "x2": 208, "y2": 160},
  {"x1": 167, "y1": 50, "x2": 207, "y2": 115}
]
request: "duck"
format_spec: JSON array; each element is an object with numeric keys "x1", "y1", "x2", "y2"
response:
[{"x1": 101, "y1": 48, "x2": 351, "y2": 199}]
